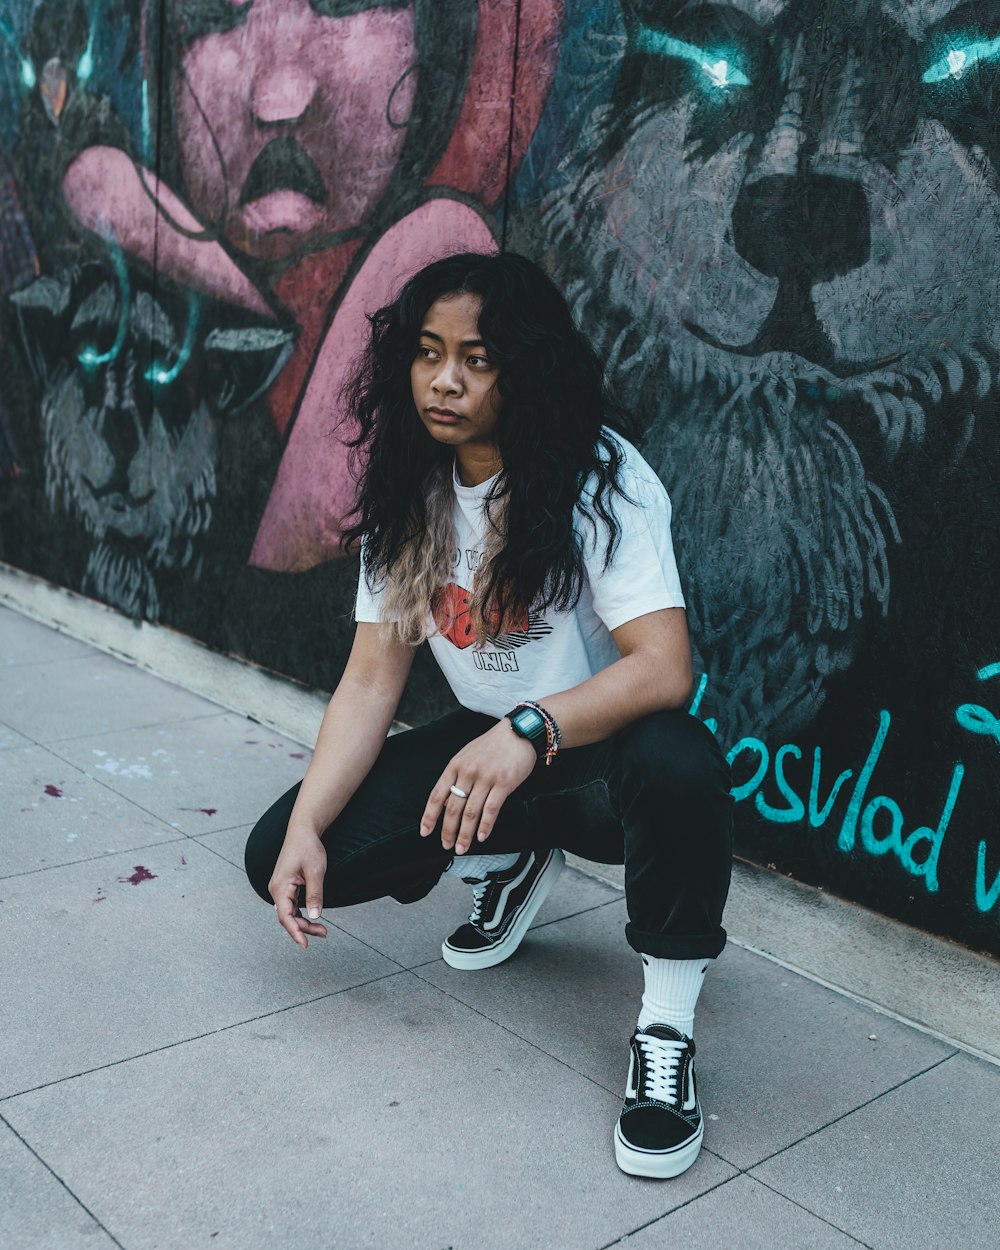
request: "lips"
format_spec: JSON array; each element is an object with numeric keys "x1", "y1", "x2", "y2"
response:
[{"x1": 239, "y1": 137, "x2": 326, "y2": 207}]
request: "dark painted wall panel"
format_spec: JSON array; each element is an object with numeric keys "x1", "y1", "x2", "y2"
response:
[{"x1": 2, "y1": 0, "x2": 998, "y2": 951}]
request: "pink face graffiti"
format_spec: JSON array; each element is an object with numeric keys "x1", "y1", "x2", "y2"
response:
[{"x1": 174, "y1": 0, "x2": 417, "y2": 261}]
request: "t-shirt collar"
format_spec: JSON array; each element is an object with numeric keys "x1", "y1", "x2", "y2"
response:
[{"x1": 452, "y1": 457, "x2": 502, "y2": 500}]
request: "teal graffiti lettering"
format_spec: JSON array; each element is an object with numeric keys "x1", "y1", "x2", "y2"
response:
[
  {"x1": 755, "y1": 744, "x2": 805, "y2": 824},
  {"x1": 955, "y1": 703, "x2": 1000, "y2": 746},
  {"x1": 838, "y1": 711, "x2": 891, "y2": 852},
  {"x1": 899, "y1": 763, "x2": 963, "y2": 893},
  {"x1": 860, "y1": 795, "x2": 904, "y2": 857},
  {"x1": 727, "y1": 737, "x2": 768, "y2": 803},
  {"x1": 688, "y1": 672, "x2": 709, "y2": 718},
  {"x1": 975, "y1": 841, "x2": 1000, "y2": 914},
  {"x1": 808, "y1": 748, "x2": 853, "y2": 828}
]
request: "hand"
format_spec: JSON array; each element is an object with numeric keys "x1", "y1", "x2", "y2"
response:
[
  {"x1": 268, "y1": 830, "x2": 329, "y2": 949},
  {"x1": 419, "y1": 719, "x2": 537, "y2": 855}
]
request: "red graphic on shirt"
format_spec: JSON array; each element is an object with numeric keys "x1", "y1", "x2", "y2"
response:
[{"x1": 432, "y1": 582, "x2": 530, "y2": 650}]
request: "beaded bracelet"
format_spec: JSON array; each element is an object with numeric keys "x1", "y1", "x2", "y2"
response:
[{"x1": 516, "y1": 700, "x2": 562, "y2": 766}]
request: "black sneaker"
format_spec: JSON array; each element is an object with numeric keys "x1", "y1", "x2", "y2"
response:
[
  {"x1": 614, "y1": 1024, "x2": 704, "y2": 1178},
  {"x1": 441, "y1": 848, "x2": 565, "y2": 970}
]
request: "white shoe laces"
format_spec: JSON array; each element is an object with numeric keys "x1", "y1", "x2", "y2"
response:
[
  {"x1": 468, "y1": 879, "x2": 490, "y2": 925},
  {"x1": 637, "y1": 1034, "x2": 687, "y2": 1104}
]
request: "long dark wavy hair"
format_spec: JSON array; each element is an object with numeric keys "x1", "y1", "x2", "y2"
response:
[{"x1": 342, "y1": 251, "x2": 643, "y2": 644}]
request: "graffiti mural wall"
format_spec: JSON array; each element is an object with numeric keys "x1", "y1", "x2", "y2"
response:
[{"x1": 1, "y1": 0, "x2": 998, "y2": 951}]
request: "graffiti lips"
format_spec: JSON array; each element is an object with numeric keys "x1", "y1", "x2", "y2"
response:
[{"x1": 239, "y1": 137, "x2": 326, "y2": 208}]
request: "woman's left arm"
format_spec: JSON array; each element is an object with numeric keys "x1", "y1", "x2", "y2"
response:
[{"x1": 420, "y1": 607, "x2": 693, "y2": 854}]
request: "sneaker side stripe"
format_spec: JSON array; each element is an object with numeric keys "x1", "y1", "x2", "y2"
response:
[{"x1": 481, "y1": 855, "x2": 538, "y2": 931}]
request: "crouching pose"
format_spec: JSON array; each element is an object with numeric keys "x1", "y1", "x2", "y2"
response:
[{"x1": 245, "y1": 252, "x2": 733, "y2": 1178}]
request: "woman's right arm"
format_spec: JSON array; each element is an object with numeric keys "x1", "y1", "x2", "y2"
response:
[{"x1": 269, "y1": 622, "x2": 415, "y2": 948}]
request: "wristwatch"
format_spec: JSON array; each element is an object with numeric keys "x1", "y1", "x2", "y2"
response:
[{"x1": 505, "y1": 704, "x2": 548, "y2": 760}]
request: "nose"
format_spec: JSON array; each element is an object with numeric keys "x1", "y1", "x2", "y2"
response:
[
  {"x1": 731, "y1": 173, "x2": 870, "y2": 283},
  {"x1": 251, "y1": 64, "x2": 317, "y2": 126},
  {"x1": 431, "y1": 356, "x2": 463, "y2": 397}
]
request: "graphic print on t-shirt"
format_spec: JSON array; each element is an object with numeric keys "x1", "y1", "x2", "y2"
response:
[{"x1": 431, "y1": 579, "x2": 553, "y2": 669}]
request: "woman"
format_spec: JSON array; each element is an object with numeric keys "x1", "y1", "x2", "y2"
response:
[{"x1": 245, "y1": 251, "x2": 733, "y2": 1179}]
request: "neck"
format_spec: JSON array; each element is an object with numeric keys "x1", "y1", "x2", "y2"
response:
[{"x1": 455, "y1": 446, "x2": 502, "y2": 487}]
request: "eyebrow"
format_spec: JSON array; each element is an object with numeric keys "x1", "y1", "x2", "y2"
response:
[
  {"x1": 668, "y1": 0, "x2": 788, "y2": 22},
  {"x1": 419, "y1": 329, "x2": 487, "y2": 349},
  {"x1": 888, "y1": 0, "x2": 966, "y2": 39}
]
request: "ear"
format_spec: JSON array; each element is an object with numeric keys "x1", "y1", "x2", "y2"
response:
[
  {"x1": 202, "y1": 325, "x2": 296, "y2": 415},
  {"x1": 10, "y1": 276, "x2": 72, "y2": 382}
]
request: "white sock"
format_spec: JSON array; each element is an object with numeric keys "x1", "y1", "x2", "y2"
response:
[
  {"x1": 636, "y1": 956, "x2": 709, "y2": 1037},
  {"x1": 441, "y1": 852, "x2": 519, "y2": 881}
]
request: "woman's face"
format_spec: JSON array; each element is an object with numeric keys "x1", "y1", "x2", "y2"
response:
[
  {"x1": 411, "y1": 292, "x2": 503, "y2": 475},
  {"x1": 174, "y1": 0, "x2": 417, "y2": 261}
]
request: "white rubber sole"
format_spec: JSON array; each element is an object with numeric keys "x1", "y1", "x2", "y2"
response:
[
  {"x1": 441, "y1": 848, "x2": 565, "y2": 970},
  {"x1": 613, "y1": 1120, "x2": 704, "y2": 1179}
]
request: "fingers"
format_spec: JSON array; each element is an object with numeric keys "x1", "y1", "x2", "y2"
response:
[
  {"x1": 273, "y1": 879, "x2": 310, "y2": 949},
  {"x1": 419, "y1": 771, "x2": 454, "y2": 838},
  {"x1": 269, "y1": 843, "x2": 328, "y2": 949},
  {"x1": 449, "y1": 783, "x2": 509, "y2": 855}
]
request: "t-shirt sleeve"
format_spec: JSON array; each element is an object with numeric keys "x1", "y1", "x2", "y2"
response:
[
  {"x1": 580, "y1": 463, "x2": 686, "y2": 633},
  {"x1": 354, "y1": 544, "x2": 384, "y2": 623}
]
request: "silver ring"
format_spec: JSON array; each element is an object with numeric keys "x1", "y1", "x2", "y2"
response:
[{"x1": 449, "y1": 784, "x2": 469, "y2": 800}]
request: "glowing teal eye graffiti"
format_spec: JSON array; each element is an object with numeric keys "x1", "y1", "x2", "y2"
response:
[
  {"x1": 77, "y1": 43, "x2": 94, "y2": 82},
  {"x1": 923, "y1": 35, "x2": 1000, "y2": 83},
  {"x1": 78, "y1": 237, "x2": 130, "y2": 370},
  {"x1": 634, "y1": 25, "x2": 751, "y2": 89},
  {"x1": 0, "y1": 16, "x2": 35, "y2": 87},
  {"x1": 145, "y1": 294, "x2": 201, "y2": 387}
]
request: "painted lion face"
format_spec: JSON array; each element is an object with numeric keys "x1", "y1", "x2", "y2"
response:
[
  {"x1": 13, "y1": 263, "x2": 291, "y2": 620},
  {"x1": 534, "y1": 0, "x2": 1000, "y2": 736}
]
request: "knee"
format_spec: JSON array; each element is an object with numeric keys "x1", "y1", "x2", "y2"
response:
[
  {"x1": 244, "y1": 823, "x2": 275, "y2": 903},
  {"x1": 617, "y1": 710, "x2": 731, "y2": 807},
  {"x1": 243, "y1": 782, "x2": 302, "y2": 904}
]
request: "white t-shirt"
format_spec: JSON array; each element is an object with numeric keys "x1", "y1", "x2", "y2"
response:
[{"x1": 354, "y1": 433, "x2": 685, "y2": 719}]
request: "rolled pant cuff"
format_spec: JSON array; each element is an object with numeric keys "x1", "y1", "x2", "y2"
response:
[{"x1": 625, "y1": 923, "x2": 727, "y2": 960}]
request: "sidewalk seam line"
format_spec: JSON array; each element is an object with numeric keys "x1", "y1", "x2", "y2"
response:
[
  {"x1": 0, "y1": 1110, "x2": 128, "y2": 1250},
  {"x1": 743, "y1": 1050, "x2": 958, "y2": 1173},
  {"x1": 407, "y1": 965, "x2": 621, "y2": 1100},
  {"x1": 0, "y1": 966, "x2": 413, "y2": 1104},
  {"x1": 750, "y1": 1175, "x2": 875, "y2": 1249},
  {"x1": 726, "y1": 936, "x2": 1000, "y2": 1069}
]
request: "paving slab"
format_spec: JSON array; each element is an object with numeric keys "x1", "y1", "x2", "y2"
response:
[
  {"x1": 616, "y1": 1174, "x2": 866, "y2": 1249},
  {"x1": 2, "y1": 743, "x2": 184, "y2": 878},
  {"x1": 3, "y1": 974, "x2": 736, "y2": 1250},
  {"x1": 0, "y1": 1119, "x2": 118, "y2": 1250},
  {"x1": 751, "y1": 1053, "x2": 1000, "y2": 1249},
  {"x1": 51, "y1": 714, "x2": 313, "y2": 835},
  {"x1": 0, "y1": 606, "x2": 95, "y2": 667},
  {"x1": 417, "y1": 904, "x2": 955, "y2": 1170},
  {"x1": 0, "y1": 839, "x2": 397, "y2": 1098},
  {"x1": 0, "y1": 652, "x2": 222, "y2": 743},
  {"x1": 0, "y1": 720, "x2": 34, "y2": 751},
  {"x1": 197, "y1": 823, "x2": 624, "y2": 967}
]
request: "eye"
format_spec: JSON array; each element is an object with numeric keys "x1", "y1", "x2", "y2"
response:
[
  {"x1": 77, "y1": 42, "x2": 94, "y2": 82},
  {"x1": 633, "y1": 25, "x2": 751, "y2": 90},
  {"x1": 416, "y1": 344, "x2": 438, "y2": 360},
  {"x1": 923, "y1": 35, "x2": 1000, "y2": 83},
  {"x1": 467, "y1": 354, "x2": 491, "y2": 368}
]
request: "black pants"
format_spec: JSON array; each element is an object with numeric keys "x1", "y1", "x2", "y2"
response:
[{"x1": 245, "y1": 708, "x2": 733, "y2": 959}]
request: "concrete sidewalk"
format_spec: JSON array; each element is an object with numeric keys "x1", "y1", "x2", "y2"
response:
[{"x1": 2, "y1": 601, "x2": 997, "y2": 1250}]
